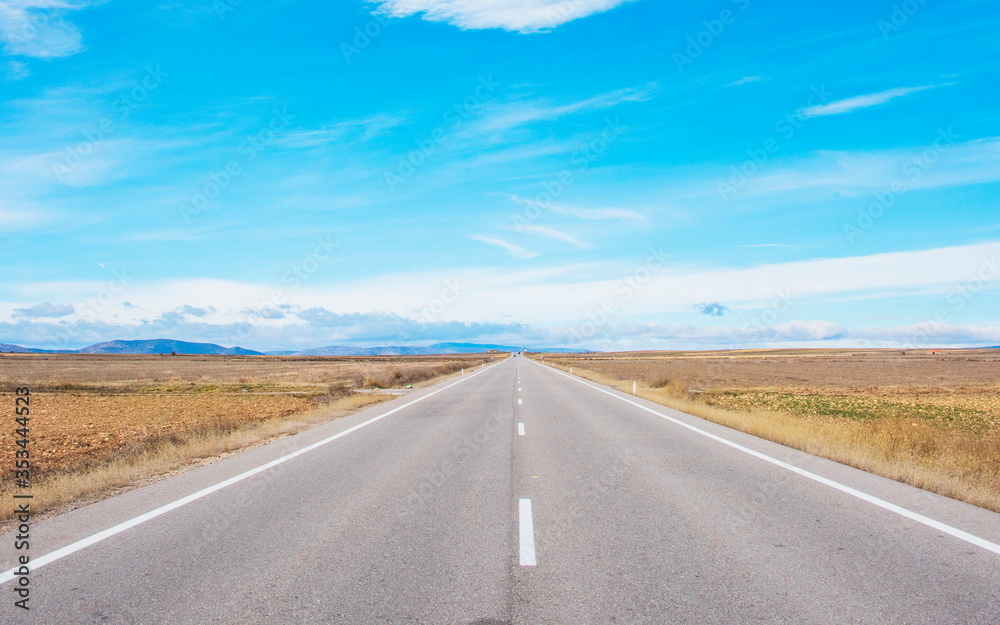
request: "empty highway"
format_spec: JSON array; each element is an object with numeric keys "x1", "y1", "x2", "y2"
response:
[{"x1": 2, "y1": 356, "x2": 999, "y2": 624}]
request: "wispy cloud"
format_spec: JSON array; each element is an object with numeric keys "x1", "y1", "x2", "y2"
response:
[
  {"x1": 727, "y1": 76, "x2": 763, "y2": 87},
  {"x1": 509, "y1": 195, "x2": 645, "y2": 223},
  {"x1": 0, "y1": 1, "x2": 101, "y2": 58},
  {"x1": 476, "y1": 83, "x2": 656, "y2": 133},
  {"x1": 549, "y1": 202, "x2": 644, "y2": 223},
  {"x1": 279, "y1": 114, "x2": 408, "y2": 148},
  {"x1": 800, "y1": 85, "x2": 936, "y2": 118},
  {"x1": 518, "y1": 224, "x2": 591, "y2": 248},
  {"x1": 471, "y1": 234, "x2": 539, "y2": 259},
  {"x1": 709, "y1": 135, "x2": 1000, "y2": 201},
  {"x1": 371, "y1": 0, "x2": 634, "y2": 33}
]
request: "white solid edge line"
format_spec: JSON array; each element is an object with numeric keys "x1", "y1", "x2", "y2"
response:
[
  {"x1": 0, "y1": 363, "x2": 500, "y2": 585},
  {"x1": 518, "y1": 423, "x2": 525, "y2": 436},
  {"x1": 519, "y1": 498, "x2": 537, "y2": 566},
  {"x1": 537, "y1": 360, "x2": 1000, "y2": 557}
]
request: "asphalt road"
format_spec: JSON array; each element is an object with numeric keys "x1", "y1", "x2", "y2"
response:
[{"x1": 2, "y1": 356, "x2": 999, "y2": 624}]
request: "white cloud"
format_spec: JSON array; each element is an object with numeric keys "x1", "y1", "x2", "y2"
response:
[
  {"x1": 471, "y1": 234, "x2": 539, "y2": 259},
  {"x1": 0, "y1": 1, "x2": 100, "y2": 59},
  {"x1": 279, "y1": 114, "x2": 408, "y2": 148},
  {"x1": 372, "y1": 0, "x2": 633, "y2": 33},
  {"x1": 3, "y1": 314, "x2": 996, "y2": 353},
  {"x1": 799, "y1": 85, "x2": 935, "y2": 118},
  {"x1": 518, "y1": 224, "x2": 591, "y2": 248},
  {"x1": 4, "y1": 241, "x2": 999, "y2": 330},
  {"x1": 3, "y1": 239, "x2": 1000, "y2": 350},
  {"x1": 727, "y1": 76, "x2": 762, "y2": 87},
  {"x1": 549, "y1": 202, "x2": 644, "y2": 223},
  {"x1": 509, "y1": 195, "x2": 645, "y2": 223},
  {"x1": 718, "y1": 135, "x2": 1000, "y2": 201},
  {"x1": 12, "y1": 301, "x2": 74, "y2": 318},
  {"x1": 475, "y1": 83, "x2": 656, "y2": 133}
]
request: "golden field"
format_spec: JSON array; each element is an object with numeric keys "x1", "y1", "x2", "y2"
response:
[
  {"x1": 534, "y1": 349, "x2": 1000, "y2": 512},
  {"x1": 0, "y1": 353, "x2": 494, "y2": 525}
]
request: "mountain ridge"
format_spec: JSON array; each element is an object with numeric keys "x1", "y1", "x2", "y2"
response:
[{"x1": 0, "y1": 339, "x2": 590, "y2": 356}]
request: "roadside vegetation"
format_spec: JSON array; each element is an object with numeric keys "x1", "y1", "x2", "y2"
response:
[
  {"x1": 0, "y1": 353, "x2": 496, "y2": 526},
  {"x1": 533, "y1": 349, "x2": 1000, "y2": 513}
]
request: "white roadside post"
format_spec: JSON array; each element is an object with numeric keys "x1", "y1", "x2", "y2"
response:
[{"x1": 633, "y1": 381, "x2": 637, "y2": 394}]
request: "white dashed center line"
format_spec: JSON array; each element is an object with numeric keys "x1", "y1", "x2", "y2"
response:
[
  {"x1": 518, "y1": 398, "x2": 523, "y2": 405},
  {"x1": 518, "y1": 422, "x2": 525, "y2": 435},
  {"x1": 519, "y1": 498, "x2": 536, "y2": 566}
]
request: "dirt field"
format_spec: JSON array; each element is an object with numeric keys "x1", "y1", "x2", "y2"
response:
[
  {"x1": 0, "y1": 353, "x2": 496, "y2": 524},
  {"x1": 547, "y1": 348, "x2": 1000, "y2": 389},
  {"x1": 537, "y1": 349, "x2": 1000, "y2": 512}
]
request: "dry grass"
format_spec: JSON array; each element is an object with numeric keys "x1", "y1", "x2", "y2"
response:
[
  {"x1": 0, "y1": 353, "x2": 496, "y2": 526},
  {"x1": 536, "y1": 349, "x2": 1000, "y2": 513}
]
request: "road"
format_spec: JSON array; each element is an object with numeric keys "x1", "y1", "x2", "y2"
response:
[{"x1": 2, "y1": 356, "x2": 999, "y2": 624}]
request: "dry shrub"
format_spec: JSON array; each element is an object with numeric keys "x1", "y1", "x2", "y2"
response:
[
  {"x1": 650, "y1": 376, "x2": 687, "y2": 397},
  {"x1": 326, "y1": 381, "x2": 352, "y2": 398}
]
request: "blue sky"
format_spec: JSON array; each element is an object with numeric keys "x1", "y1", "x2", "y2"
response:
[{"x1": 1, "y1": 0, "x2": 999, "y2": 351}]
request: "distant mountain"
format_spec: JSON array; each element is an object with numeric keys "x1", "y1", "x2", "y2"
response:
[
  {"x1": 428, "y1": 342, "x2": 519, "y2": 353},
  {"x1": 76, "y1": 339, "x2": 262, "y2": 355},
  {"x1": 0, "y1": 343, "x2": 58, "y2": 353},
  {"x1": 1, "y1": 338, "x2": 589, "y2": 356},
  {"x1": 428, "y1": 342, "x2": 590, "y2": 354},
  {"x1": 288, "y1": 345, "x2": 448, "y2": 356},
  {"x1": 284, "y1": 342, "x2": 590, "y2": 356}
]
